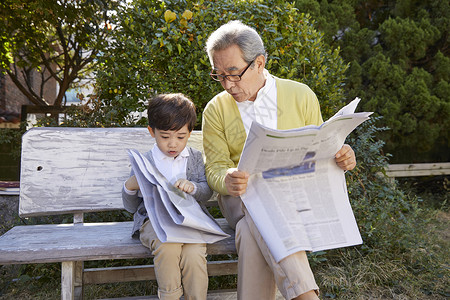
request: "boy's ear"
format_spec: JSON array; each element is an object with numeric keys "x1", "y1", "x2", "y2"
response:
[{"x1": 147, "y1": 126, "x2": 156, "y2": 137}]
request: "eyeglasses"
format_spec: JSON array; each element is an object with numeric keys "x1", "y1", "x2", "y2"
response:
[{"x1": 210, "y1": 60, "x2": 255, "y2": 82}]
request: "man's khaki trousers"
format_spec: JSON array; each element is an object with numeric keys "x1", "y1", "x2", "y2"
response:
[{"x1": 222, "y1": 196, "x2": 319, "y2": 300}]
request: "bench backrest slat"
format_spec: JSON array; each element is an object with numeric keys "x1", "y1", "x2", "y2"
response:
[{"x1": 19, "y1": 127, "x2": 203, "y2": 217}]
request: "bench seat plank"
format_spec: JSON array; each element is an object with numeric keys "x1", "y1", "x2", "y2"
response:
[{"x1": 0, "y1": 219, "x2": 235, "y2": 265}]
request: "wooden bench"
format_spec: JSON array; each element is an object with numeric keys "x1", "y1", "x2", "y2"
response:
[{"x1": 0, "y1": 127, "x2": 237, "y2": 300}]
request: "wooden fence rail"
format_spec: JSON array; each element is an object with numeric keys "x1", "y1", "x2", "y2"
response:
[{"x1": 384, "y1": 162, "x2": 450, "y2": 178}]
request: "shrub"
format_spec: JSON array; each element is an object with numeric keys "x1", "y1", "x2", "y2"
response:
[
  {"x1": 295, "y1": 0, "x2": 450, "y2": 163},
  {"x1": 94, "y1": 0, "x2": 348, "y2": 126},
  {"x1": 346, "y1": 117, "x2": 422, "y2": 253}
]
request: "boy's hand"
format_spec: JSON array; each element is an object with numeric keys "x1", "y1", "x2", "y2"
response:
[
  {"x1": 174, "y1": 179, "x2": 195, "y2": 194},
  {"x1": 125, "y1": 175, "x2": 140, "y2": 191}
]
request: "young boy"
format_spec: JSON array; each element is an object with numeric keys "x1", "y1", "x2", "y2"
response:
[{"x1": 122, "y1": 93, "x2": 213, "y2": 300}]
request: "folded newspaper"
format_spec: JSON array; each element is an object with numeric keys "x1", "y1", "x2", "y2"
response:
[
  {"x1": 127, "y1": 149, "x2": 229, "y2": 244},
  {"x1": 238, "y1": 98, "x2": 372, "y2": 262}
]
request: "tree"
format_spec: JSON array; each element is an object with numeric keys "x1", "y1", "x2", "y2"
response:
[
  {"x1": 94, "y1": 0, "x2": 348, "y2": 126},
  {"x1": 0, "y1": 0, "x2": 117, "y2": 107},
  {"x1": 295, "y1": 0, "x2": 449, "y2": 163}
]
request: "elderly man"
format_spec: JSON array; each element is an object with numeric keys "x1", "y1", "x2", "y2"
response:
[{"x1": 202, "y1": 20, "x2": 356, "y2": 300}]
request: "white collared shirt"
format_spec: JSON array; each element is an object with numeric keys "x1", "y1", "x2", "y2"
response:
[
  {"x1": 123, "y1": 144, "x2": 192, "y2": 195},
  {"x1": 151, "y1": 144, "x2": 189, "y2": 185},
  {"x1": 236, "y1": 69, "x2": 277, "y2": 134}
]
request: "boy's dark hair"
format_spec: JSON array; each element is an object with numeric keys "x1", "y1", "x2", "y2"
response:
[{"x1": 147, "y1": 93, "x2": 197, "y2": 132}]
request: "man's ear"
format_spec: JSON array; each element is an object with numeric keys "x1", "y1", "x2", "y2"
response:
[
  {"x1": 147, "y1": 126, "x2": 156, "y2": 137},
  {"x1": 255, "y1": 54, "x2": 266, "y2": 73}
]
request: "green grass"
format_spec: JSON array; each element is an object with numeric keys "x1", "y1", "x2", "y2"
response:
[
  {"x1": 314, "y1": 209, "x2": 449, "y2": 299},
  {"x1": 312, "y1": 176, "x2": 449, "y2": 299}
]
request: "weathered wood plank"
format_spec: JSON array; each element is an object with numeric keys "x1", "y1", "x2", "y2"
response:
[
  {"x1": 74, "y1": 261, "x2": 84, "y2": 300},
  {"x1": 97, "y1": 290, "x2": 239, "y2": 300},
  {"x1": 60, "y1": 261, "x2": 83, "y2": 300},
  {"x1": 97, "y1": 289, "x2": 286, "y2": 300},
  {"x1": 385, "y1": 162, "x2": 450, "y2": 178},
  {"x1": 0, "y1": 219, "x2": 235, "y2": 265},
  {"x1": 83, "y1": 260, "x2": 238, "y2": 285},
  {"x1": 84, "y1": 264, "x2": 156, "y2": 285},
  {"x1": 207, "y1": 260, "x2": 238, "y2": 276},
  {"x1": 19, "y1": 127, "x2": 203, "y2": 217},
  {"x1": 61, "y1": 261, "x2": 75, "y2": 300}
]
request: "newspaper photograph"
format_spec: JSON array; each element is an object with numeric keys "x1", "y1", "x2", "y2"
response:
[
  {"x1": 127, "y1": 149, "x2": 229, "y2": 244},
  {"x1": 238, "y1": 98, "x2": 371, "y2": 262}
]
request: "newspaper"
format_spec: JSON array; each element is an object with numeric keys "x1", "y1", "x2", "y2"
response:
[
  {"x1": 238, "y1": 98, "x2": 371, "y2": 262},
  {"x1": 127, "y1": 149, "x2": 229, "y2": 244}
]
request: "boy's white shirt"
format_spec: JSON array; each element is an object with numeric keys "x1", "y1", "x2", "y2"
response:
[{"x1": 123, "y1": 144, "x2": 197, "y2": 195}]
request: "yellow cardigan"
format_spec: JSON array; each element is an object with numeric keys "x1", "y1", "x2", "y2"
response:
[{"x1": 202, "y1": 76, "x2": 323, "y2": 195}]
